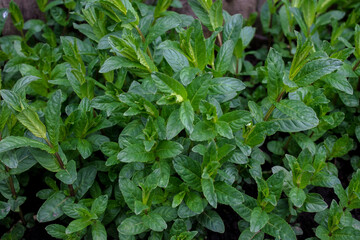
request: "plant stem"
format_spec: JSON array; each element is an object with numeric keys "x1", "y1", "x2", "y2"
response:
[
  {"x1": 263, "y1": 90, "x2": 285, "y2": 121},
  {"x1": 45, "y1": 140, "x2": 75, "y2": 197},
  {"x1": 0, "y1": 134, "x2": 26, "y2": 225},
  {"x1": 135, "y1": 25, "x2": 153, "y2": 61},
  {"x1": 217, "y1": 33, "x2": 223, "y2": 47},
  {"x1": 283, "y1": 135, "x2": 292, "y2": 152},
  {"x1": 353, "y1": 58, "x2": 360, "y2": 72}
]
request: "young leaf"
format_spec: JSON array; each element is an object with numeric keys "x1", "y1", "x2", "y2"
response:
[
  {"x1": 9, "y1": 0, "x2": 24, "y2": 31},
  {"x1": 17, "y1": 108, "x2": 47, "y2": 139},
  {"x1": 209, "y1": 0, "x2": 223, "y2": 31},
  {"x1": 301, "y1": 0, "x2": 317, "y2": 28}
]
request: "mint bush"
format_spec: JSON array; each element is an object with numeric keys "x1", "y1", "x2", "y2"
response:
[{"x1": 0, "y1": 0, "x2": 360, "y2": 239}]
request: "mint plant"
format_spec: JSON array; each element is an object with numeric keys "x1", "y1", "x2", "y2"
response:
[{"x1": 0, "y1": 0, "x2": 360, "y2": 239}]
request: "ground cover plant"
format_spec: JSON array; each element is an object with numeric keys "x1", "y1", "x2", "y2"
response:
[{"x1": 0, "y1": 0, "x2": 360, "y2": 239}]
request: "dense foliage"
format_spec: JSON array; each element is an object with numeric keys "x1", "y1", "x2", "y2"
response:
[{"x1": 0, "y1": 0, "x2": 360, "y2": 239}]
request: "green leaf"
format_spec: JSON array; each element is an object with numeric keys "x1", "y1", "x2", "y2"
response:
[
  {"x1": 92, "y1": 221, "x2": 107, "y2": 240},
  {"x1": 289, "y1": 37, "x2": 313, "y2": 80},
  {"x1": 173, "y1": 155, "x2": 202, "y2": 191},
  {"x1": 45, "y1": 224, "x2": 67, "y2": 239},
  {"x1": 91, "y1": 195, "x2": 108, "y2": 216},
  {"x1": 273, "y1": 100, "x2": 319, "y2": 132},
  {"x1": 66, "y1": 218, "x2": 92, "y2": 234},
  {"x1": 0, "y1": 89, "x2": 23, "y2": 112},
  {"x1": 45, "y1": 90, "x2": 62, "y2": 150},
  {"x1": 218, "y1": 110, "x2": 252, "y2": 131},
  {"x1": 215, "y1": 40, "x2": 235, "y2": 75},
  {"x1": 74, "y1": 166, "x2": 97, "y2": 199},
  {"x1": 118, "y1": 143, "x2": 155, "y2": 163},
  {"x1": 331, "y1": 227, "x2": 360, "y2": 239},
  {"x1": 339, "y1": 92, "x2": 359, "y2": 107},
  {"x1": 163, "y1": 49, "x2": 190, "y2": 73},
  {"x1": 293, "y1": 58, "x2": 342, "y2": 87},
  {"x1": 119, "y1": 178, "x2": 142, "y2": 211},
  {"x1": 157, "y1": 159, "x2": 170, "y2": 188},
  {"x1": 322, "y1": 72, "x2": 353, "y2": 95},
  {"x1": 172, "y1": 191, "x2": 186, "y2": 208},
  {"x1": 289, "y1": 187, "x2": 306, "y2": 207},
  {"x1": 190, "y1": 121, "x2": 216, "y2": 141},
  {"x1": 55, "y1": 160, "x2": 77, "y2": 184},
  {"x1": 152, "y1": 72, "x2": 188, "y2": 102},
  {"x1": 166, "y1": 109, "x2": 184, "y2": 140},
  {"x1": 77, "y1": 139, "x2": 93, "y2": 159},
  {"x1": 99, "y1": 56, "x2": 144, "y2": 73},
  {"x1": 188, "y1": 0, "x2": 211, "y2": 30},
  {"x1": 245, "y1": 122, "x2": 279, "y2": 147},
  {"x1": 264, "y1": 214, "x2": 296, "y2": 240},
  {"x1": 146, "y1": 15, "x2": 181, "y2": 46},
  {"x1": 118, "y1": 215, "x2": 148, "y2": 235},
  {"x1": 154, "y1": 0, "x2": 173, "y2": 17},
  {"x1": 304, "y1": 193, "x2": 328, "y2": 212},
  {"x1": 180, "y1": 100, "x2": 194, "y2": 132},
  {"x1": 198, "y1": 210, "x2": 225, "y2": 233},
  {"x1": 330, "y1": 135, "x2": 353, "y2": 158},
  {"x1": 201, "y1": 178, "x2": 217, "y2": 208},
  {"x1": 9, "y1": 0, "x2": 24, "y2": 31},
  {"x1": 17, "y1": 108, "x2": 47, "y2": 139},
  {"x1": 30, "y1": 148, "x2": 61, "y2": 172},
  {"x1": 215, "y1": 121, "x2": 233, "y2": 139},
  {"x1": 0, "y1": 136, "x2": 54, "y2": 154},
  {"x1": 0, "y1": 201, "x2": 10, "y2": 219},
  {"x1": 142, "y1": 212, "x2": 167, "y2": 232},
  {"x1": 355, "y1": 126, "x2": 360, "y2": 143},
  {"x1": 156, "y1": 140, "x2": 183, "y2": 159},
  {"x1": 209, "y1": 0, "x2": 223, "y2": 31},
  {"x1": 214, "y1": 182, "x2": 244, "y2": 205},
  {"x1": 250, "y1": 207, "x2": 269, "y2": 232},
  {"x1": 223, "y1": 14, "x2": 242, "y2": 42},
  {"x1": 37, "y1": 191, "x2": 72, "y2": 222},
  {"x1": 266, "y1": 48, "x2": 285, "y2": 101},
  {"x1": 239, "y1": 228, "x2": 264, "y2": 240},
  {"x1": 185, "y1": 191, "x2": 204, "y2": 213},
  {"x1": 301, "y1": 0, "x2": 317, "y2": 28},
  {"x1": 187, "y1": 73, "x2": 211, "y2": 111}
]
